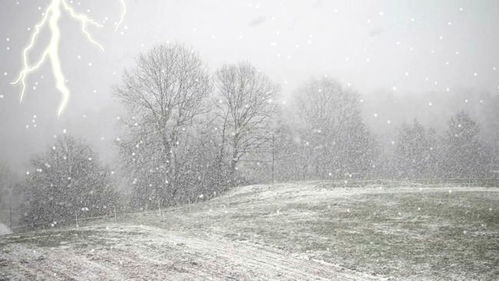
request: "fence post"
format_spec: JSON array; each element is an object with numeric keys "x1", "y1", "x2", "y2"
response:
[
  {"x1": 9, "y1": 202, "x2": 12, "y2": 229},
  {"x1": 75, "y1": 212, "x2": 79, "y2": 228},
  {"x1": 272, "y1": 134, "x2": 275, "y2": 184},
  {"x1": 114, "y1": 206, "x2": 117, "y2": 222}
]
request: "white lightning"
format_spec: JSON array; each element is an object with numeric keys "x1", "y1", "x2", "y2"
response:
[
  {"x1": 11, "y1": 0, "x2": 105, "y2": 117},
  {"x1": 116, "y1": 0, "x2": 127, "y2": 31}
]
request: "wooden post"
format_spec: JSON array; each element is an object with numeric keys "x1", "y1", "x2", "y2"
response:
[
  {"x1": 75, "y1": 212, "x2": 79, "y2": 228},
  {"x1": 272, "y1": 134, "x2": 275, "y2": 184},
  {"x1": 9, "y1": 202, "x2": 12, "y2": 229},
  {"x1": 113, "y1": 207, "x2": 117, "y2": 222}
]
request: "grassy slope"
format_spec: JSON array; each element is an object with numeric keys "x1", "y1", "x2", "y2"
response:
[{"x1": 1, "y1": 182, "x2": 498, "y2": 280}]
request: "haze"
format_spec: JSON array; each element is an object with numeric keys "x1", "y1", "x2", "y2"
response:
[{"x1": 1, "y1": 0, "x2": 499, "y2": 172}]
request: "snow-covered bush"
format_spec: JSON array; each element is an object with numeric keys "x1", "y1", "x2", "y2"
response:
[{"x1": 22, "y1": 135, "x2": 118, "y2": 228}]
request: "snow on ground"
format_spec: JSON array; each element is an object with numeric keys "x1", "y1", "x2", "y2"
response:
[
  {"x1": 0, "y1": 224, "x2": 378, "y2": 280},
  {"x1": 1, "y1": 182, "x2": 498, "y2": 280},
  {"x1": 0, "y1": 223, "x2": 11, "y2": 236}
]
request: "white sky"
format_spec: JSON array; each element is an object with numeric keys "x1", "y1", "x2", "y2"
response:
[{"x1": 1, "y1": 0, "x2": 498, "y2": 170}]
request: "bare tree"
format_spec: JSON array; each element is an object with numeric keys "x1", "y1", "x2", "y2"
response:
[
  {"x1": 115, "y1": 44, "x2": 211, "y2": 206},
  {"x1": 289, "y1": 77, "x2": 377, "y2": 179},
  {"x1": 214, "y1": 63, "x2": 279, "y2": 182}
]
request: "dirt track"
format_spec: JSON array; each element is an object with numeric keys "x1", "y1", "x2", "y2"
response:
[{"x1": 0, "y1": 223, "x2": 381, "y2": 281}]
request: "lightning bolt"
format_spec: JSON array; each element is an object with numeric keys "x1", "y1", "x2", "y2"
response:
[
  {"x1": 116, "y1": 0, "x2": 127, "y2": 31},
  {"x1": 11, "y1": 0, "x2": 124, "y2": 117}
]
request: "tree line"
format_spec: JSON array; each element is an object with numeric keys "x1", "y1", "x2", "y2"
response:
[{"x1": 1, "y1": 43, "x2": 497, "y2": 229}]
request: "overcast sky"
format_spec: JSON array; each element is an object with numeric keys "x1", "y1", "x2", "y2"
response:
[{"x1": 1, "y1": 0, "x2": 499, "y2": 171}]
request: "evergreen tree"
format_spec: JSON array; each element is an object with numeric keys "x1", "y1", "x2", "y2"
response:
[
  {"x1": 394, "y1": 120, "x2": 439, "y2": 178},
  {"x1": 442, "y1": 112, "x2": 492, "y2": 178},
  {"x1": 480, "y1": 94, "x2": 499, "y2": 171},
  {"x1": 22, "y1": 135, "x2": 117, "y2": 227}
]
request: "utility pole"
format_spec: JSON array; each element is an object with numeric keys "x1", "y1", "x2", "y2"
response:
[
  {"x1": 9, "y1": 201, "x2": 12, "y2": 229},
  {"x1": 272, "y1": 134, "x2": 275, "y2": 184}
]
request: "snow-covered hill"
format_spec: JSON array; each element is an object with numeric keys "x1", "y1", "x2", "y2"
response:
[{"x1": 1, "y1": 182, "x2": 498, "y2": 280}]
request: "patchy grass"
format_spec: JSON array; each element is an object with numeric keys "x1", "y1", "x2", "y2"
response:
[
  {"x1": 278, "y1": 192, "x2": 499, "y2": 280},
  {"x1": 1, "y1": 183, "x2": 498, "y2": 280},
  {"x1": 133, "y1": 184, "x2": 499, "y2": 280}
]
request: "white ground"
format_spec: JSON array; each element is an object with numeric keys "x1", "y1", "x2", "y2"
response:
[
  {"x1": 1, "y1": 182, "x2": 498, "y2": 280},
  {"x1": 1, "y1": 223, "x2": 383, "y2": 281},
  {"x1": 0, "y1": 223, "x2": 11, "y2": 236}
]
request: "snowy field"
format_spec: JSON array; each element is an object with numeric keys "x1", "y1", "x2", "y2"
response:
[{"x1": 1, "y1": 182, "x2": 498, "y2": 280}]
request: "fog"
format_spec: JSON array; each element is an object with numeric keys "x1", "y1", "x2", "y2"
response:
[
  {"x1": 1, "y1": 2, "x2": 499, "y2": 280},
  {"x1": 1, "y1": 0, "x2": 499, "y2": 172}
]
